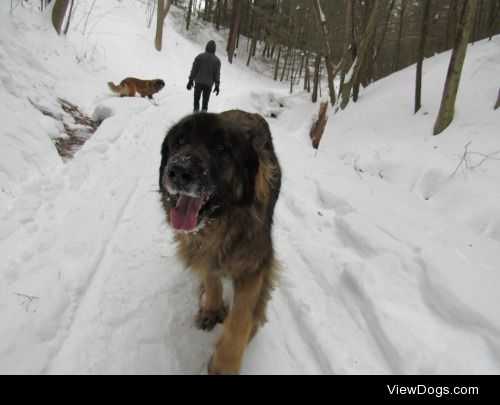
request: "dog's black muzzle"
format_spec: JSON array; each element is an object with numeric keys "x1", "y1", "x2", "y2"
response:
[{"x1": 164, "y1": 153, "x2": 211, "y2": 197}]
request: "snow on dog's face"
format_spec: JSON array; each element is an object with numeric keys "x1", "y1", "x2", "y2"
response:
[{"x1": 159, "y1": 113, "x2": 259, "y2": 232}]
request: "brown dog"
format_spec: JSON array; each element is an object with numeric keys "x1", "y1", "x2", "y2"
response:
[
  {"x1": 159, "y1": 110, "x2": 281, "y2": 374},
  {"x1": 108, "y1": 77, "x2": 165, "y2": 99}
]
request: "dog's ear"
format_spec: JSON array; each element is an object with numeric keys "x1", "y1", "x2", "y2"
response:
[
  {"x1": 247, "y1": 119, "x2": 278, "y2": 205},
  {"x1": 240, "y1": 139, "x2": 259, "y2": 205},
  {"x1": 223, "y1": 112, "x2": 277, "y2": 206}
]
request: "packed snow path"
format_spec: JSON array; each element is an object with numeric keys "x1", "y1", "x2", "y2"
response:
[{"x1": 2, "y1": 89, "x2": 499, "y2": 374}]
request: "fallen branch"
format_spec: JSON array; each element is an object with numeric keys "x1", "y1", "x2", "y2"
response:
[
  {"x1": 450, "y1": 141, "x2": 500, "y2": 177},
  {"x1": 450, "y1": 141, "x2": 472, "y2": 178},
  {"x1": 467, "y1": 150, "x2": 500, "y2": 169},
  {"x1": 14, "y1": 293, "x2": 40, "y2": 312}
]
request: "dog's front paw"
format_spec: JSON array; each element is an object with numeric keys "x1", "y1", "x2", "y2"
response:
[
  {"x1": 207, "y1": 353, "x2": 240, "y2": 375},
  {"x1": 195, "y1": 306, "x2": 228, "y2": 331}
]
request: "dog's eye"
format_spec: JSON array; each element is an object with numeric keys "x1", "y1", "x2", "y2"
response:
[
  {"x1": 174, "y1": 138, "x2": 185, "y2": 147},
  {"x1": 218, "y1": 144, "x2": 228, "y2": 153}
]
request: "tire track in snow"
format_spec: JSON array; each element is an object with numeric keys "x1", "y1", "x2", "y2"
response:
[
  {"x1": 277, "y1": 172, "x2": 408, "y2": 373},
  {"x1": 338, "y1": 267, "x2": 404, "y2": 374},
  {"x1": 275, "y1": 186, "x2": 339, "y2": 373},
  {"x1": 416, "y1": 257, "x2": 500, "y2": 369},
  {"x1": 41, "y1": 177, "x2": 140, "y2": 374}
]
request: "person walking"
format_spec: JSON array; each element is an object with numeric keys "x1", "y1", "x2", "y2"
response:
[{"x1": 187, "y1": 40, "x2": 221, "y2": 112}]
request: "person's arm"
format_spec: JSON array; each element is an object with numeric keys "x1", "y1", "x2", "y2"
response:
[
  {"x1": 189, "y1": 55, "x2": 201, "y2": 81},
  {"x1": 214, "y1": 58, "x2": 221, "y2": 87}
]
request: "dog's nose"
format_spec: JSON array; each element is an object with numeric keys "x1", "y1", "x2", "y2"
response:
[{"x1": 168, "y1": 161, "x2": 196, "y2": 188}]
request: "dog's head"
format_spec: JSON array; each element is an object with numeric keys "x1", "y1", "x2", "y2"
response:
[
  {"x1": 159, "y1": 113, "x2": 259, "y2": 232},
  {"x1": 154, "y1": 79, "x2": 165, "y2": 91}
]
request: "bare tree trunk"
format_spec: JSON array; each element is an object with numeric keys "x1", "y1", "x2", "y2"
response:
[
  {"x1": 311, "y1": 0, "x2": 336, "y2": 105},
  {"x1": 203, "y1": 0, "x2": 213, "y2": 21},
  {"x1": 304, "y1": 51, "x2": 310, "y2": 92},
  {"x1": 273, "y1": 45, "x2": 281, "y2": 81},
  {"x1": 186, "y1": 0, "x2": 193, "y2": 31},
  {"x1": 247, "y1": 37, "x2": 257, "y2": 66},
  {"x1": 345, "y1": 0, "x2": 382, "y2": 106},
  {"x1": 227, "y1": 0, "x2": 242, "y2": 63},
  {"x1": 434, "y1": 0, "x2": 479, "y2": 135},
  {"x1": 372, "y1": 0, "x2": 396, "y2": 80},
  {"x1": 246, "y1": 3, "x2": 258, "y2": 66},
  {"x1": 395, "y1": 0, "x2": 406, "y2": 70},
  {"x1": 155, "y1": 0, "x2": 172, "y2": 51},
  {"x1": 215, "y1": 0, "x2": 222, "y2": 30},
  {"x1": 338, "y1": 0, "x2": 355, "y2": 102},
  {"x1": 296, "y1": 51, "x2": 305, "y2": 85},
  {"x1": 280, "y1": 45, "x2": 291, "y2": 82},
  {"x1": 446, "y1": 0, "x2": 457, "y2": 50},
  {"x1": 311, "y1": 42, "x2": 322, "y2": 103},
  {"x1": 415, "y1": 0, "x2": 431, "y2": 113},
  {"x1": 488, "y1": 0, "x2": 500, "y2": 39},
  {"x1": 223, "y1": 0, "x2": 228, "y2": 23},
  {"x1": 288, "y1": 49, "x2": 297, "y2": 83},
  {"x1": 472, "y1": 0, "x2": 483, "y2": 42},
  {"x1": 63, "y1": 0, "x2": 75, "y2": 35},
  {"x1": 52, "y1": 0, "x2": 70, "y2": 35}
]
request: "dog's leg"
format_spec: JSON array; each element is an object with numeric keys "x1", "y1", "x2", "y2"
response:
[
  {"x1": 208, "y1": 272, "x2": 264, "y2": 375},
  {"x1": 196, "y1": 273, "x2": 226, "y2": 331}
]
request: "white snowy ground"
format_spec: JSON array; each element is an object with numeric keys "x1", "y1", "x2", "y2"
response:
[{"x1": 1, "y1": 1, "x2": 499, "y2": 374}]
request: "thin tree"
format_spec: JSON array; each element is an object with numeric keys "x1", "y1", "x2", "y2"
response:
[
  {"x1": 338, "y1": 0, "x2": 355, "y2": 104},
  {"x1": 52, "y1": 0, "x2": 70, "y2": 35},
  {"x1": 395, "y1": 0, "x2": 406, "y2": 70},
  {"x1": 311, "y1": 0, "x2": 336, "y2": 105},
  {"x1": 63, "y1": 0, "x2": 75, "y2": 35},
  {"x1": 372, "y1": 0, "x2": 396, "y2": 80},
  {"x1": 227, "y1": 0, "x2": 243, "y2": 63},
  {"x1": 186, "y1": 0, "x2": 193, "y2": 31},
  {"x1": 341, "y1": 0, "x2": 382, "y2": 108},
  {"x1": 155, "y1": 0, "x2": 172, "y2": 51},
  {"x1": 433, "y1": 0, "x2": 479, "y2": 135},
  {"x1": 487, "y1": 0, "x2": 499, "y2": 39},
  {"x1": 415, "y1": 0, "x2": 431, "y2": 113},
  {"x1": 215, "y1": 0, "x2": 222, "y2": 30},
  {"x1": 273, "y1": 45, "x2": 282, "y2": 81},
  {"x1": 304, "y1": 51, "x2": 311, "y2": 92},
  {"x1": 311, "y1": 39, "x2": 322, "y2": 103}
]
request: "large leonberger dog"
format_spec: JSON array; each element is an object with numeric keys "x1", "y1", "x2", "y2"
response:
[
  {"x1": 159, "y1": 110, "x2": 281, "y2": 374},
  {"x1": 108, "y1": 77, "x2": 165, "y2": 99}
]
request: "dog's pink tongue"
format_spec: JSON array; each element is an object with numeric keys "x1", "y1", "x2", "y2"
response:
[{"x1": 170, "y1": 195, "x2": 205, "y2": 231}]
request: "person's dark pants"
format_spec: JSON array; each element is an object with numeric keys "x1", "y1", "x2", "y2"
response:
[{"x1": 193, "y1": 83, "x2": 212, "y2": 112}]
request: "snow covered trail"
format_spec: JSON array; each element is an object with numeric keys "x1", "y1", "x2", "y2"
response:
[
  {"x1": 3, "y1": 91, "x2": 500, "y2": 375},
  {"x1": 42, "y1": 93, "x2": 221, "y2": 374}
]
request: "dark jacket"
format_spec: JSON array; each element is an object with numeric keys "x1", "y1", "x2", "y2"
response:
[{"x1": 189, "y1": 41, "x2": 221, "y2": 88}]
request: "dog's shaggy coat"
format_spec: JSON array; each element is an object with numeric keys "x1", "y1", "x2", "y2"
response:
[
  {"x1": 108, "y1": 77, "x2": 165, "y2": 99},
  {"x1": 159, "y1": 110, "x2": 281, "y2": 374}
]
